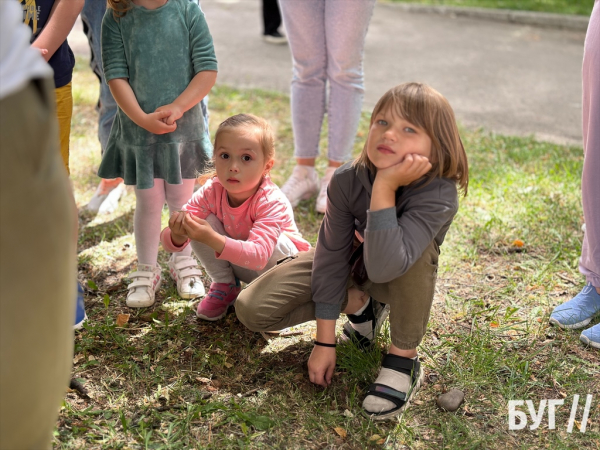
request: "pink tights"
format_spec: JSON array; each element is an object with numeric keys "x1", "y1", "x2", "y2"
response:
[{"x1": 134, "y1": 178, "x2": 195, "y2": 267}]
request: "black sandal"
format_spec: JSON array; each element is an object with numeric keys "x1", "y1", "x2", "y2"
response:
[
  {"x1": 363, "y1": 354, "x2": 423, "y2": 421},
  {"x1": 342, "y1": 297, "x2": 389, "y2": 350}
]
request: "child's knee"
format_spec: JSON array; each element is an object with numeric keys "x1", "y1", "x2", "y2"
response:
[
  {"x1": 235, "y1": 289, "x2": 266, "y2": 331},
  {"x1": 204, "y1": 213, "x2": 226, "y2": 234}
]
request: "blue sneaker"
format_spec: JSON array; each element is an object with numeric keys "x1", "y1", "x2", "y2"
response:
[
  {"x1": 74, "y1": 283, "x2": 87, "y2": 330},
  {"x1": 580, "y1": 323, "x2": 600, "y2": 349},
  {"x1": 549, "y1": 284, "x2": 600, "y2": 329}
]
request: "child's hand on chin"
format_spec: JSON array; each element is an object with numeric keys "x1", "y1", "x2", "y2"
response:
[{"x1": 376, "y1": 154, "x2": 432, "y2": 191}]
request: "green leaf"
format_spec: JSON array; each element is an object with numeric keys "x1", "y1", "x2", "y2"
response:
[
  {"x1": 103, "y1": 294, "x2": 110, "y2": 308},
  {"x1": 87, "y1": 279, "x2": 98, "y2": 291},
  {"x1": 237, "y1": 412, "x2": 275, "y2": 431}
]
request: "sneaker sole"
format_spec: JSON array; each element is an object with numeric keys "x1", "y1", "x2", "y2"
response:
[
  {"x1": 179, "y1": 289, "x2": 206, "y2": 300},
  {"x1": 196, "y1": 305, "x2": 230, "y2": 321},
  {"x1": 365, "y1": 369, "x2": 425, "y2": 422},
  {"x1": 74, "y1": 313, "x2": 88, "y2": 330},
  {"x1": 580, "y1": 333, "x2": 600, "y2": 349},
  {"x1": 549, "y1": 317, "x2": 592, "y2": 330}
]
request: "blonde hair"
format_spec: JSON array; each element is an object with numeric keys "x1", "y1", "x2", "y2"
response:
[
  {"x1": 198, "y1": 114, "x2": 276, "y2": 185},
  {"x1": 354, "y1": 82, "x2": 469, "y2": 195},
  {"x1": 107, "y1": 0, "x2": 132, "y2": 18}
]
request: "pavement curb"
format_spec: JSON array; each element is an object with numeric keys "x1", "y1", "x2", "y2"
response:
[{"x1": 387, "y1": 3, "x2": 589, "y2": 32}]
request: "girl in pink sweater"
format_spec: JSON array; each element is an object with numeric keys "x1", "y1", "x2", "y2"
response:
[{"x1": 161, "y1": 114, "x2": 310, "y2": 320}]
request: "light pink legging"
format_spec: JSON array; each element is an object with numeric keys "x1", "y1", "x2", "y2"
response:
[
  {"x1": 580, "y1": 1, "x2": 600, "y2": 288},
  {"x1": 134, "y1": 179, "x2": 195, "y2": 267}
]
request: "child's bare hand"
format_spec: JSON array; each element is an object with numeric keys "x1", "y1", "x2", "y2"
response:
[
  {"x1": 376, "y1": 154, "x2": 432, "y2": 191},
  {"x1": 308, "y1": 346, "x2": 336, "y2": 387},
  {"x1": 155, "y1": 103, "x2": 183, "y2": 126},
  {"x1": 169, "y1": 211, "x2": 188, "y2": 236},
  {"x1": 141, "y1": 110, "x2": 177, "y2": 134},
  {"x1": 182, "y1": 214, "x2": 215, "y2": 244}
]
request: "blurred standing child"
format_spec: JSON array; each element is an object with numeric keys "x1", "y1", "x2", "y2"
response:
[
  {"x1": 99, "y1": 0, "x2": 217, "y2": 307},
  {"x1": 21, "y1": 0, "x2": 84, "y2": 172},
  {"x1": 1, "y1": 2, "x2": 76, "y2": 447},
  {"x1": 236, "y1": 83, "x2": 469, "y2": 420},
  {"x1": 161, "y1": 114, "x2": 310, "y2": 320}
]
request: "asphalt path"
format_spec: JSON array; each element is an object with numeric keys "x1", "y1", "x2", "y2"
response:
[{"x1": 69, "y1": 0, "x2": 587, "y2": 145}]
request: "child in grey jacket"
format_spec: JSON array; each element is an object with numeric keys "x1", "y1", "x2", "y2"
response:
[{"x1": 236, "y1": 82, "x2": 469, "y2": 420}]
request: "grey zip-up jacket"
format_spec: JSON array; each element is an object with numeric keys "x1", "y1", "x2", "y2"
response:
[{"x1": 312, "y1": 162, "x2": 459, "y2": 320}]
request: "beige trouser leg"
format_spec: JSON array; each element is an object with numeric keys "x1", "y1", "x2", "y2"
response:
[
  {"x1": 365, "y1": 240, "x2": 439, "y2": 349},
  {"x1": 0, "y1": 78, "x2": 76, "y2": 450},
  {"x1": 236, "y1": 240, "x2": 439, "y2": 350}
]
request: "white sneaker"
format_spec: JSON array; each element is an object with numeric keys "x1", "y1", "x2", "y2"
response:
[
  {"x1": 168, "y1": 255, "x2": 205, "y2": 299},
  {"x1": 86, "y1": 178, "x2": 125, "y2": 214},
  {"x1": 126, "y1": 264, "x2": 162, "y2": 308},
  {"x1": 280, "y1": 165, "x2": 319, "y2": 207},
  {"x1": 316, "y1": 167, "x2": 337, "y2": 214}
]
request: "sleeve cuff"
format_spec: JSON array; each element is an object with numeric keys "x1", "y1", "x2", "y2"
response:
[
  {"x1": 366, "y1": 207, "x2": 398, "y2": 231},
  {"x1": 160, "y1": 227, "x2": 189, "y2": 252},
  {"x1": 315, "y1": 302, "x2": 341, "y2": 321}
]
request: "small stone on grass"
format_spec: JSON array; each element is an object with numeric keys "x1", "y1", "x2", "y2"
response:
[{"x1": 436, "y1": 388, "x2": 465, "y2": 412}]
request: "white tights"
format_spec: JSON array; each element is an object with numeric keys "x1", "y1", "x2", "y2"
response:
[{"x1": 134, "y1": 178, "x2": 195, "y2": 267}]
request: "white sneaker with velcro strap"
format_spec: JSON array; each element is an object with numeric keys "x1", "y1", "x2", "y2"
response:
[
  {"x1": 126, "y1": 264, "x2": 162, "y2": 308},
  {"x1": 168, "y1": 255, "x2": 206, "y2": 299}
]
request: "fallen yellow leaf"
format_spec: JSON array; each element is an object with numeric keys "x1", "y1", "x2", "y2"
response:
[
  {"x1": 116, "y1": 313, "x2": 130, "y2": 327},
  {"x1": 334, "y1": 427, "x2": 347, "y2": 438}
]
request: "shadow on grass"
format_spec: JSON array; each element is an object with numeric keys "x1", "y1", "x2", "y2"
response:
[{"x1": 78, "y1": 210, "x2": 135, "y2": 252}]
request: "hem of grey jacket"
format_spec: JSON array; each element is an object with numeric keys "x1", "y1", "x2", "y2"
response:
[{"x1": 385, "y1": 2, "x2": 589, "y2": 32}]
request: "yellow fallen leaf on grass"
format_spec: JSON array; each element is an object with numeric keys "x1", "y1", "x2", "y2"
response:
[
  {"x1": 369, "y1": 434, "x2": 382, "y2": 441},
  {"x1": 116, "y1": 314, "x2": 130, "y2": 327},
  {"x1": 334, "y1": 427, "x2": 347, "y2": 438}
]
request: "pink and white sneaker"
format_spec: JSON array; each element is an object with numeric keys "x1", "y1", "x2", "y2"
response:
[
  {"x1": 196, "y1": 281, "x2": 241, "y2": 321},
  {"x1": 126, "y1": 264, "x2": 162, "y2": 308},
  {"x1": 168, "y1": 255, "x2": 205, "y2": 299}
]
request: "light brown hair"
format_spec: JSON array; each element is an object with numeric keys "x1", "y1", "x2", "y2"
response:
[
  {"x1": 107, "y1": 0, "x2": 133, "y2": 18},
  {"x1": 198, "y1": 114, "x2": 276, "y2": 184},
  {"x1": 354, "y1": 82, "x2": 469, "y2": 195}
]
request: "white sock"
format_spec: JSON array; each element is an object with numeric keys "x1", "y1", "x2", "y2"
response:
[
  {"x1": 363, "y1": 356, "x2": 418, "y2": 414},
  {"x1": 347, "y1": 298, "x2": 372, "y2": 338}
]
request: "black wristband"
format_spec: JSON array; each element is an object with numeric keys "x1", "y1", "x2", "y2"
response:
[{"x1": 314, "y1": 341, "x2": 337, "y2": 348}]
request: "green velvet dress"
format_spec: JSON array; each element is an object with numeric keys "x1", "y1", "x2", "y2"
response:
[{"x1": 98, "y1": 0, "x2": 217, "y2": 189}]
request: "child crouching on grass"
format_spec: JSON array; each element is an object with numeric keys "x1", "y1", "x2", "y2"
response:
[
  {"x1": 235, "y1": 83, "x2": 469, "y2": 420},
  {"x1": 161, "y1": 114, "x2": 310, "y2": 321}
]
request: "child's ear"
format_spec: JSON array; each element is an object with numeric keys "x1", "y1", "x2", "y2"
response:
[{"x1": 264, "y1": 159, "x2": 275, "y2": 175}]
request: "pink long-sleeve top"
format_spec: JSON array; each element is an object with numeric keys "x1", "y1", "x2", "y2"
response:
[{"x1": 160, "y1": 176, "x2": 311, "y2": 271}]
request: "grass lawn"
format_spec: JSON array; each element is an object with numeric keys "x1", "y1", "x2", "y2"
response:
[
  {"x1": 59, "y1": 57, "x2": 599, "y2": 449},
  {"x1": 385, "y1": 1, "x2": 594, "y2": 16}
]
